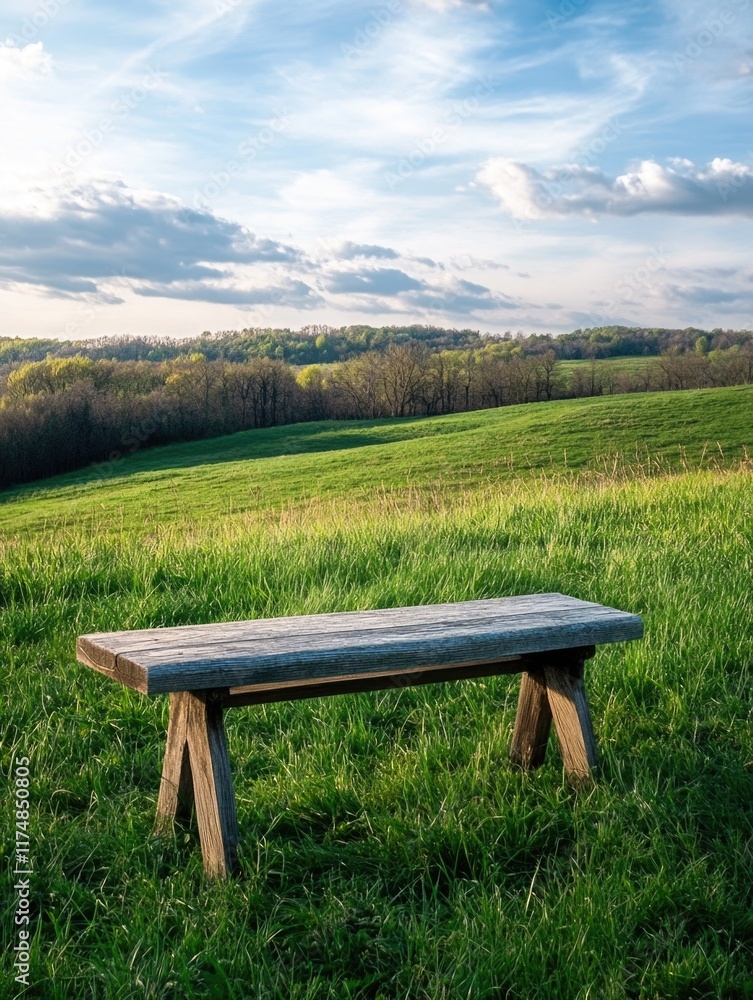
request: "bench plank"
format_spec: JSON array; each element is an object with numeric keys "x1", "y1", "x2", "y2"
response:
[{"x1": 77, "y1": 594, "x2": 642, "y2": 695}]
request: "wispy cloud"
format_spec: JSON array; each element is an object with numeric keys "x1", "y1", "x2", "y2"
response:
[
  {"x1": 324, "y1": 266, "x2": 521, "y2": 315},
  {"x1": 0, "y1": 176, "x2": 522, "y2": 319},
  {"x1": 326, "y1": 267, "x2": 424, "y2": 295},
  {"x1": 134, "y1": 277, "x2": 323, "y2": 308},
  {"x1": 665, "y1": 265, "x2": 753, "y2": 310}
]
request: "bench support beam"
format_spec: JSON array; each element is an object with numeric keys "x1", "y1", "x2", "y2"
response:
[{"x1": 155, "y1": 691, "x2": 239, "y2": 878}]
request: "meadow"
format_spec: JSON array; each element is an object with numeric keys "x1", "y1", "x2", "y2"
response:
[
  {"x1": 559, "y1": 355, "x2": 656, "y2": 374},
  {"x1": 1, "y1": 386, "x2": 752, "y2": 998},
  {"x1": 1, "y1": 384, "x2": 750, "y2": 534}
]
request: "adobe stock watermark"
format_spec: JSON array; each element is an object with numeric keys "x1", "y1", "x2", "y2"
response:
[
  {"x1": 7, "y1": 0, "x2": 70, "y2": 45},
  {"x1": 425, "y1": 289, "x2": 462, "y2": 316},
  {"x1": 673, "y1": 0, "x2": 750, "y2": 72},
  {"x1": 56, "y1": 295, "x2": 111, "y2": 341},
  {"x1": 385, "y1": 75, "x2": 498, "y2": 190},
  {"x1": 341, "y1": 1, "x2": 403, "y2": 64},
  {"x1": 12, "y1": 755, "x2": 34, "y2": 988},
  {"x1": 546, "y1": 0, "x2": 587, "y2": 32},
  {"x1": 213, "y1": 0, "x2": 248, "y2": 13},
  {"x1": 52, "y1": 67, "x2": 166, "y2": 176},
  {"x1": 423, "y1": 277, "x2": 494, "y2": 317},
  {"x1": 192, "y1": 108, "x2": 291, "y2": 207},
  {"x1": 241, "y1": 290, "x2": 286, "y2": 330},
  {"x1": 582, "y1": 246, "x2": 669, "y2": 328}
]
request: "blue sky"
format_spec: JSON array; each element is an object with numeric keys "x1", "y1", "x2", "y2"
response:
[{"x1": 1, "y1": 0, "x2": 752, "y2": 339}]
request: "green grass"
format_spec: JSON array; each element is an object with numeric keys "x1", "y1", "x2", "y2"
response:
[
  {"x1": 1, "y1": 386, "x2": 752, "y2": 998},
  {"x1": 1, "y1": 384, "x2": 751, "y2": 534},
  {"x1": 560, "y1": 355, "x2": 656, "y2": 375}
]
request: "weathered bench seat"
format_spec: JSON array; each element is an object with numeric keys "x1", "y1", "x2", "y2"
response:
[{"x1": 77, "y1": 593, "x2": 642, "y2": 877}]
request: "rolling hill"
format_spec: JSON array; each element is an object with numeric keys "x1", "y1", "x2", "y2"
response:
[{"x1": 1, "y1": 383, "x2": 751, "y2": 535}]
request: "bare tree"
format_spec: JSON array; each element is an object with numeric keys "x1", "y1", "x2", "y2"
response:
[{"x1": 381, "y1": 342, "x2": 428, "y2": 417}]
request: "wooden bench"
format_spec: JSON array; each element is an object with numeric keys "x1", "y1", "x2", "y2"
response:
[{"x1": 76, "y1": 593, "x2": 642, "y2": 878}]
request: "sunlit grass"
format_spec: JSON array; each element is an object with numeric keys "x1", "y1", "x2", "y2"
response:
[{"x1": 1, "y1": 454, "x2": 752, "y2": 997}]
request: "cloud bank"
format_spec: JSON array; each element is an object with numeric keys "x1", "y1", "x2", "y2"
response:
[
  {"x1": 0, "y1": 179, "x2": 318, "y2": 308},
  {"x1": 0, "y1": 178, "x2": 522, "y2": 319},
  {"x1": 478, "y1": 157, "x2": 753, "y2": 219}
]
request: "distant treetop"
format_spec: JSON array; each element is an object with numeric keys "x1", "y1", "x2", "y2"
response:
[{"x1": 1, "y1": 323, "x2": 751, "y2": 373}]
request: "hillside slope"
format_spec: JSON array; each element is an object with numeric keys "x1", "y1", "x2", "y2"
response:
[{"x1": 1, "y1": 384, "x2": 751, "y2": 534}]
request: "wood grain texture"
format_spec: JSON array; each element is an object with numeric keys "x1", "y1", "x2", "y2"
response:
[
  {"x1": 510, "y1": 671, "x2": 552, "y2": 769},
  {"x1": 154, "y1": 692, "x2": 194, "y2": 834},
  {"x1": 76, "y1": 638, "x2": 148, "y2": 693},
  {"x1": 76, "y1": 594, "x2": 643, "y2": 694},
  {"x1": 184, "y1": 692, "x2": 239, "y2": 878},
  {"x1": 544, "y1": 665, "x2": 599, "y2": 781}
]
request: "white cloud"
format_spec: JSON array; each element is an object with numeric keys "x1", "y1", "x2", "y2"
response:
[
  {"x1": 323, "y1": 264, "x2": 521, "y2": 316},
  {"x1": 4, "y1": 2, "x2": 753, "y2": 338},
  {"x1": 134, "y1": 277, "x2": 323, "y2": 308},
  {"x1": 0, "y1": 41, "x2": 52, "y2": 82},
  {"x1": 664, "y1": 265, "x2": 753, "y2": 310},
  {"x1": 478, "y1": 157, "x2": 753, "y2": 219},
  {"x1": 332, "y1": 242, "x2": 400, "y2": 261}
]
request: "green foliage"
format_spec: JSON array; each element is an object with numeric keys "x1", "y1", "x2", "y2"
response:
[
  {"x1": 297, "y1": 365, "x2": 326, "y2": 390},
  {"x1": 2, "y1": 325, "x2": 752, "y2": 370},
  {"x1": 2, "y1": 327, "x2": 752, "y2": 490},
  {"x1": 2, "y1": 350, "x2": 750, "y2": 486},
  {"x1": 6, "y1": 355, "x2": 96, "y2": 396},
  {"x1": 0, "y1": 336, "x2": 60, "y2": 365}
]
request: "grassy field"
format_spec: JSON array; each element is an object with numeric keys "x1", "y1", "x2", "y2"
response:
[
  {"x1": 1, "y1": 387, "x2": 752, "y2": 998},
  {"x1": 1, "y1": 384, "x2": 751, "y2": 535},
  {"x1": 559, "y1": 355, "x2": 656, "y2": 376}
]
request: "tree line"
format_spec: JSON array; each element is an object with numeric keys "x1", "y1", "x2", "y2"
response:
[
  {"x1": 2, "y1": 324, "x2": 751, "y2": 372},
  {"x1": 2, "y1": 338, "x2": 752, "y2": 489}
]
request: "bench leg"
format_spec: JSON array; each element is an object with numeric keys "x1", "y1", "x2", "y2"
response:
[
  {"x1": 510, "y1": 670, "x2": 552, "y2": 769},
  {"x1": 155, "y1": 690, "x2": 239, "y2": 878},
  {"x1": 510, "y1": 651, "x2": 598, "y2": 782},
  {"x1": 186, "y1": 692, "x2": 239, "y2": 878},
  {"x1": 544, "y1": 657, "x2": 598, "y2": 782},
  {"x1": 155, "y1": 691, "x2": 194, "y2": 834}
]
